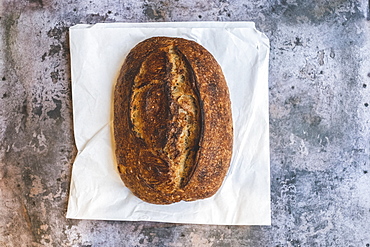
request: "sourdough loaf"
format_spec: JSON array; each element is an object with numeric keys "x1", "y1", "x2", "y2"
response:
[{"x1": 113, "y1": 37, "x2": 233, "y2": 204}]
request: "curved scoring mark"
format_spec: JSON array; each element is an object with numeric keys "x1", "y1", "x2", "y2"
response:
[
  {"x1": 130, "y1": 50, "x2": 171, "y2": 147},
  {"x1": 172, "y1": 46, "x2": 202, "y2": 189},
  {"x1": 165, "y1": 45, "x2": 201, "y2": 189}
]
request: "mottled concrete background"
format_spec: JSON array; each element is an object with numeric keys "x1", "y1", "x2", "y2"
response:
[{"x1": 1, "y1": 0, "x2": 369, "y2": 246}]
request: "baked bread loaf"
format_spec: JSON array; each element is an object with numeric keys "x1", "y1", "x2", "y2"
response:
[{"x1": 113, "y1": 37, "x2": 233, "y2": 204}]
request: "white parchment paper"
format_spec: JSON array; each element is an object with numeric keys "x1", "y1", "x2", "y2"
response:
[{"x1": 66, "y1": 21, "x2": 271, "y2": 225}]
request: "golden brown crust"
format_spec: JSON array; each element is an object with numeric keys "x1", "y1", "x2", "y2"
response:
[{"x1": 114, "y1": 37, "x2": 233, "y2": 204}]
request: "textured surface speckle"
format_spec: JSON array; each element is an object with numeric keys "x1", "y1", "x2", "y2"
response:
[{"x1": 1, "y1": 0, "x2": 370, "y2": 246}]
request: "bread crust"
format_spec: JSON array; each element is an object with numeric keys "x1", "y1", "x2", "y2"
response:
[{"x1": 114, "y1": 37, "x2": 233, "y2": 204}]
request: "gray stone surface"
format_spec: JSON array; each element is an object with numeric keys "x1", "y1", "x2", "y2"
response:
[{"x1": 1, "y1": 0, "x2": 369, "y2": 246}]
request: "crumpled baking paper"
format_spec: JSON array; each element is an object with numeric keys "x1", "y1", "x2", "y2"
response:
[{"x1": 66, "y1": 21, "x2": 271, "y2": 225}]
